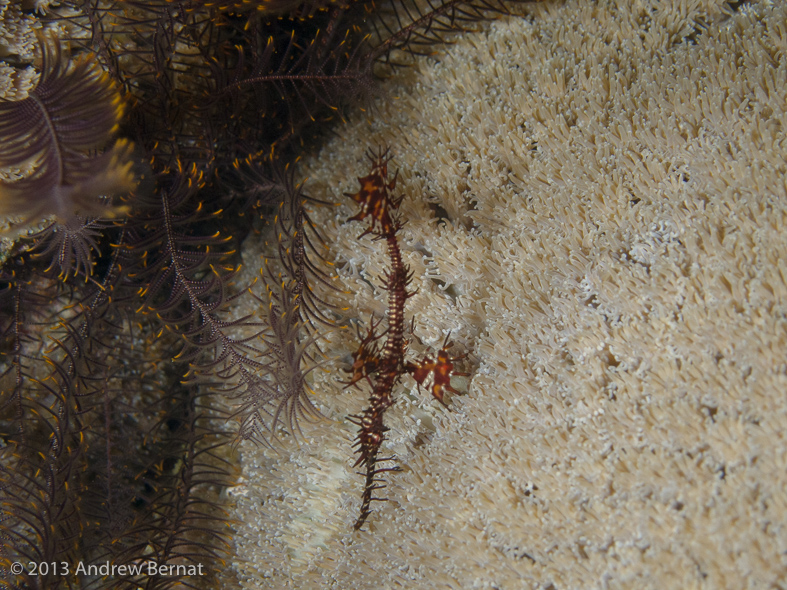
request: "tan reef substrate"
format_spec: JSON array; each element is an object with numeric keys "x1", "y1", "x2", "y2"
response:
[{"x1": 229, "y1": 1, "x2": 787, "y2": 588}]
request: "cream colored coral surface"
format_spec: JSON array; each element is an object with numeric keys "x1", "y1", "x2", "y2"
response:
[{"x1": 229, "y1": 1, "x2": 787, "y2": 588}]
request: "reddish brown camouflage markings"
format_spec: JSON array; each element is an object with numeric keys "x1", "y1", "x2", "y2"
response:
[
  {"x1": 344, "y1": 150, "x2": 402, "y2": 238},
  {"x1": 410, "y1": 337, "x2": 469, "y2": 407},
  {"x1": 345, "y1": 149, "x2": 465, "y2": 530}
]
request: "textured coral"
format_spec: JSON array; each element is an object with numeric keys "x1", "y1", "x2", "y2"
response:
[
  {"x1": 0, "y1": 0, "x2": 39, "y2": 62},
  {"x1": 230, "y1": 0, "x2": 787, "y2": 588}
]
